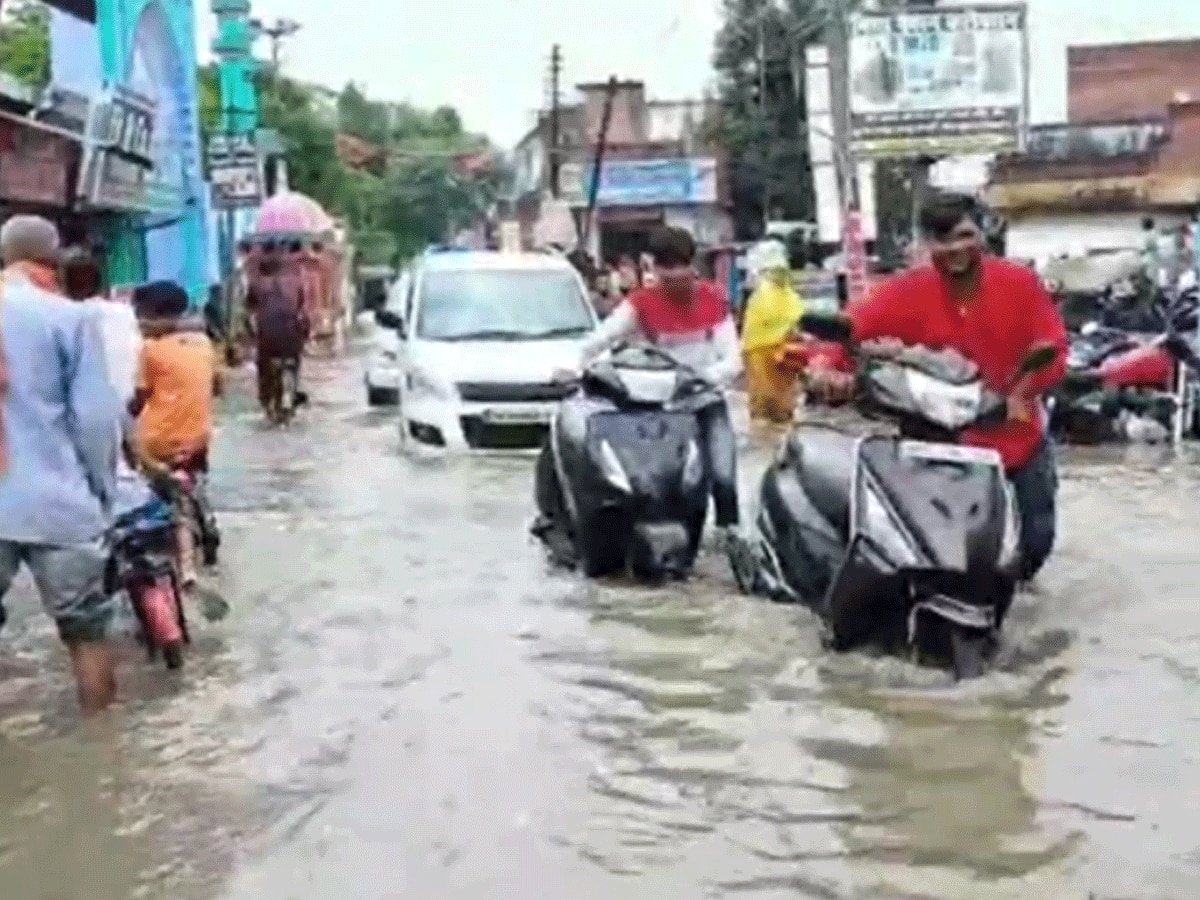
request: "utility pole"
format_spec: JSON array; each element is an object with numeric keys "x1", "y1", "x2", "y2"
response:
[
  {"x1": 580, "y1": 76, "x2": 619, "y2": 254},
  {"x1": 758, "y1": 4, "x2": 770, "y2": 231},
  {"x1": 548, "y1": 44, "x2": 562, "y2": 198}
]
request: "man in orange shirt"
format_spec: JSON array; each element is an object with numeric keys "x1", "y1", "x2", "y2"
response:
[{"x1": 129, "y1": 281, "x2": 219, "y2": 587}]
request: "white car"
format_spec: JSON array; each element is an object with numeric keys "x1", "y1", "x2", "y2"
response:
[
  {"x1": 364, "y1": 273, "x2": 410, "y2": 406},
  {"x1": 374, "y1": 248, "x2": 599, "y2": 450}
]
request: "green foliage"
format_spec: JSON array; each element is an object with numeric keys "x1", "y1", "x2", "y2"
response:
[
  {"x1": 240, "y1": 73, "x2": 501, "y2": 266},
  {"x1": 0, "y1": 0, "x2": 51, "y2": 91}
]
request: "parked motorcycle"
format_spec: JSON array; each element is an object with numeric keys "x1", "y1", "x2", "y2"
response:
[
  {"x1": 1048, "y1": 290, "x2": 1199, "y2": 444},
  {"x1": 531, "y1": 345, "x2": 722, "y2": 581},
  {"x1": 728, "y1": 312, "x2": 1057, "y2": 679}
]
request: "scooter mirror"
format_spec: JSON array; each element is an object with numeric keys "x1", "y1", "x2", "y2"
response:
[
  {"x1": 799, "y1": 312, "x2": 853, "y2": 343},
  {"x1": 1018, "y1": 342, "x2": 1058, "y2": 375}
]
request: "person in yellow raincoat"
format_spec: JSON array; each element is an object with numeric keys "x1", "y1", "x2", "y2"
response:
[{"x1": 741, "y1": 240, "x2": 804, "y2": 423}]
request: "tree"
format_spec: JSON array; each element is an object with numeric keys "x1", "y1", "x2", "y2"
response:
[
  {"x1": 712, "y1": 0, "x2": 826, "y2": 240},
  {"x1": 0, "y1": 0, "x2": 51, "y2": 91}
]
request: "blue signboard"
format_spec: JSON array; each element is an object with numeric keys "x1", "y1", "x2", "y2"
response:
[{"x1": 578, "y1": 158, "x2": 717, "y2": 207}]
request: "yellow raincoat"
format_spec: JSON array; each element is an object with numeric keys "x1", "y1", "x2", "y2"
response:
[{"x1": 741, "y1": 270, "x2": 804, "y2": 423}]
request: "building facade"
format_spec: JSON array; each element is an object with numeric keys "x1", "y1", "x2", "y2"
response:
[
  {"x1": 509, "y1": 81, "x2": 732, "y2": 262},
  {"x1": 988, "y1": 39, "x2": 1200, "y2": 264},
  {"x1": 49, "y1": 0, "x2": 208, "y2": 298}
]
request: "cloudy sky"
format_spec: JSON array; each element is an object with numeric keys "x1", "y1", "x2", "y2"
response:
[{"x1": 195, "y1": 0, "x2": 1200, "y2": 146}]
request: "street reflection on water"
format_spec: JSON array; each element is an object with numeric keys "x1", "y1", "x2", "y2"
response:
[{"x1": 0, "y1": 355, "x2": 1196, "y2": 899}]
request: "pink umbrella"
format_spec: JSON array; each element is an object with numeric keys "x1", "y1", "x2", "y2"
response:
[{"x1": 254, "y1": 192, "x2": 334, "y2": 235}]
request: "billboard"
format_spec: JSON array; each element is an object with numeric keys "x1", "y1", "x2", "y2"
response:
[
  {"x1": 559, "y1": 157, "x2": 719, "y2": 208},
  {"x1": 848, "y1": 4, "x2": 1028, "y2": 158}
]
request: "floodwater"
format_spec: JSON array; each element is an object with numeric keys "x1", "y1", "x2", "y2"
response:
[{"x1": 0, "y1": 351, "x2": 1197, "y2": 900}]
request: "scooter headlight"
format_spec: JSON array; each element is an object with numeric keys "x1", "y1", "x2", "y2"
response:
[
  {"x1": 998, "y1": 482, "x2": 1022, "y2": 572},
  {"x1": 862, "y1": 486, "x2": 920, "y2": 568},
  {"x1": 598, "y1": 439, "x2": 633, "y2": 494},
  {"x1": 681, "y1": 439, "x2": 704, "y2": 488}
]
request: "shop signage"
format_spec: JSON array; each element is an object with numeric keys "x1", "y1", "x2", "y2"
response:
[
  {"x1": 848, "y1": 4, "x2": 1029, "y2": 158},
  {"x1": 560, "y1": 157, "x2": 719, "y2": 208},
  {"x1": 0, "y1": 114, "x2": 76, "y2": 207},
  {"x1": 77, "y1": 84, "x2": 157, "y2": 211},
  {"x1": 207, "y1": 131, "x2": 262, "y2": 209}
]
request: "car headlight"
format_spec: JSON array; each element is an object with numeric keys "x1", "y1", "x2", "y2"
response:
[
  {"x1": 597, "y1": 439, "x2": 632, "y2": 494},
  {"x1": 681, "y1": 438, "x2": 704, "y2": 488},
  {"x1": 406, "y1": 368, "x2": 453, "y2": 401}
]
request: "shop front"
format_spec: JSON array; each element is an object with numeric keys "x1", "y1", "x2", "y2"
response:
[
  {"x1": 0, "y1": 110, "x2": 84, "y2": 233},
  {"x1": 50, "y1": 0, "x2": 207, "y2": 299},
  {"x1": 559, "y1": 156, "x2": 731, "y2": 263}
]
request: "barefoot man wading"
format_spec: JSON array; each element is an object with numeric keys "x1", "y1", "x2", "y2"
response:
[{"x1": 0, "y1": 216, "x2": 124, "y2": 714}]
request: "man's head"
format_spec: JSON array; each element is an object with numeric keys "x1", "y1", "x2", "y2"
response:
[
  {"x1": 647, "y1": 225, "x2": 697, "y2": 301},
  {"x1": 918, "y1": 192, "x2": 986, "y2": 281},
  {"x1": 0, "y1": 215, "x2": 60, "y2": 268},
  {"x1": 132, "y1": 280, "x2": 189, "y2": 324},
  {"x1": 61, "y1": 248, "x2": 104, "y2": 301}
]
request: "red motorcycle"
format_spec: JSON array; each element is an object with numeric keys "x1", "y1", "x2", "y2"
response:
[{"x1": 1048, "y1": 292, "x2": 1199, "y2": 443}]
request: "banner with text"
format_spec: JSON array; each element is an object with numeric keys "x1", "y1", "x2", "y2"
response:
[{"x1": 848, "y1": 3, "x2": 1028, "y2": 158}]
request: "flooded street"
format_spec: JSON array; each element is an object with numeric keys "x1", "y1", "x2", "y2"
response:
[{"x1": 0, "y1": 350, "x2": 1197, "y2": 900}]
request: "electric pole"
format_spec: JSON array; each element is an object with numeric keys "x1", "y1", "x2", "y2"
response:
[{"x1": 548, "y1": 44, "x2": 562, "y2": 198}]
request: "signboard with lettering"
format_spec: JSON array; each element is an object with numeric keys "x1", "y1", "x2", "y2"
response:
[
  {"x1": 76, "y1": 83, "x2": 157, "y2": 211},
  {"x1": 207, "y1": 132, "x2": 262, "y2": 209},
  {"x1": 0, "y1": 115, "x2": 77, "y2": 207},
  {"x1": 849, "y1": 4, "x2": 1029, "y2": 158},
  {"x1": 559, "y1": 157, "x2": 720, "y2": 208}
]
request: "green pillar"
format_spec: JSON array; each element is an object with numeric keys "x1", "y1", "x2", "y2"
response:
[{"x1": 211, "y1": 0, "x2": 259, "y2": 285}]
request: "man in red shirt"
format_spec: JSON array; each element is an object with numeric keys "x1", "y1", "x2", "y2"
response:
[
  {"x1": 810, "y1": 193, "x2": 1068, "y2": 579},
  {"x1": 575, "y1": 226, "x2": 744, "y2": 537}
]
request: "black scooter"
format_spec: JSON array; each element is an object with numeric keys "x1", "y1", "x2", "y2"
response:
[
  {"x1": 531, "y1": 345, "x2": 723, "y2": 581},
  {"x1": 729, "y1": 313, "x2": 1057, "y2": 679}
]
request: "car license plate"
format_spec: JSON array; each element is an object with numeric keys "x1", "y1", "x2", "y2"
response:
[
  {"x1": 482, "y1": 406, "x2": 551, "y2": 425},
  {"x1": 899, "y1": 440, "x2": 1001, "y2": 467}
]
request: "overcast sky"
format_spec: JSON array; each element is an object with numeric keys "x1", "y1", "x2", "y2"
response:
[{"x1": 195, "y1": 0, "x2": 1200, "y2": 147}]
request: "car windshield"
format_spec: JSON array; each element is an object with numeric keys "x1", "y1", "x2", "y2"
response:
[{"x1": 416, "y1": 269, "x2": 594, "y2": 341}]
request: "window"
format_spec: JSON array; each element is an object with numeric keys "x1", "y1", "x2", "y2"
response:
[{"x1": 416, "y1": 268, "x2": 594, "y2": 341}]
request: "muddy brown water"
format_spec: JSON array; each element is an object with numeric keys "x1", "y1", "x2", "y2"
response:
[{"x1": 0, "y1": 354, "x2": 1195, "y2": 900}]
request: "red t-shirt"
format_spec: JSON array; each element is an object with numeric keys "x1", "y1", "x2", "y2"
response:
[
  {"x1": 816, "y1": 257, "x2": 1067, "y2": 471},
  {"x1": 627, "y1": 281, "x2": 728, "y2": 340}
]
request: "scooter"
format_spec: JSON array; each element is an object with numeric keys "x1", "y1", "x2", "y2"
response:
[
  {"x1": 531, "y1": 344, "x2": 722, "y2": 581},
  {"x1": 728, "y1": 313, "x2": 1057, "y2": 679}
]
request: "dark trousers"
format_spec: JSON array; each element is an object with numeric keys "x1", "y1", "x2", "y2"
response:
[
  {"x1": 697, "y1": 402, "x2": 740, "y2": 527},
  {"x1": 1008, "y1": 437, "x2": 1058, "y2": 580},
  {"x1": 257, "y1": 349, "x2": 300, "y2": 409}
]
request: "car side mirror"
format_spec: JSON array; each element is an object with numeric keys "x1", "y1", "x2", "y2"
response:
[{"x1": 375, "y1": 308, "x2": 405, "y2": 336}]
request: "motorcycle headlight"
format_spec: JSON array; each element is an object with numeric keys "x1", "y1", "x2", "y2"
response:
[
  {"x1": 597, "y1": 439, "x2": 632, "y2": 494},
  {"x1": 406, "y1": 368, "x2": 452, "y2": 401},
  {"x1": 681, "y1": 439, "x2": 704, "y2": 488}
]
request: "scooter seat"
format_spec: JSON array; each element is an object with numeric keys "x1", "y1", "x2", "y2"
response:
[{"x1": 785, "y1": 428, "x2": 855, "y2": 533}]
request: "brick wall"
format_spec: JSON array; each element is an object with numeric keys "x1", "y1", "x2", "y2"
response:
[{"x1": 1069, "y1": 40, "x2": 1200, "y2": 122}]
